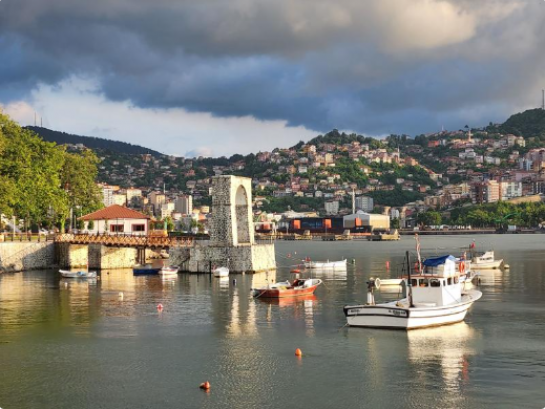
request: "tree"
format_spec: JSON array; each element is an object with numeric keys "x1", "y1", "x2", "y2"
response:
[{"x1": 417, "y1": 210, "x2": 442, "y2": 227}]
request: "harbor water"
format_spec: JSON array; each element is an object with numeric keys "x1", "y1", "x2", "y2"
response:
[{"x1": 0, "y1": 235, "x2": 544, "y2": 408}]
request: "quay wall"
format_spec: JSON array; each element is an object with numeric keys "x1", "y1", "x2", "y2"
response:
[{"x1": 0, "y1": 242, "x2": 56, "y2": 272}]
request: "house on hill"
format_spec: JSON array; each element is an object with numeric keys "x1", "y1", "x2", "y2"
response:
[{"x1": 80, "y1": 205, "x2": 151, "y2": 235}]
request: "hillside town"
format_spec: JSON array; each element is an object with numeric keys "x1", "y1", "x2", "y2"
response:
[{"x1": 82, "y1": 117, "x2": 545, "y2": 233}]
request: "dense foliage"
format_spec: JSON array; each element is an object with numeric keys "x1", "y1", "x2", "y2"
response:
[
  {"x1": 497, "y1": 108, "x2": 545, "y2": 138},
  {"x1": 448, "y1": 201, "x2": 545, "y2": 228},
  {"x1": 367, "y1": 186, "x2": 423, "y2": 207},
  {"x1": 27, "y1": 126, "x2": 161, "y2": 156},
  {"x1": 1, "y1": 113, "x2": 103, "y2": 231}
]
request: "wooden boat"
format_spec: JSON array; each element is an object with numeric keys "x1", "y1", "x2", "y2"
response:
[
  {"x1": 59, "y1": 269, "x2": 97, "y2": 279},
  {"x1": 159, "y1": 266, "x2": 179, "y2": 275},
  {"x1": 344, "y1": 254, "x2": 482, "y2": 330},
  {"x1": 304, "y1": 259, "x2": 347, "y2": 269},
  {"x1": 133, "y1": 264, "x2": 161, "y2": 275},
  {"x1": 252, "y1": 278, "x2": 322, "y2": 298},
  {"x1": 212, "y1": 266, "x2": 229, "y2": 277},
  {"x1": 471, "y1": 251, "x2": 503, "y2": 269}
]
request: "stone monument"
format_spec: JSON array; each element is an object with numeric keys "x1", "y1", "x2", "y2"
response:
[{"x1": 186, "y1": 175, "x2": 276, "y2": 273}]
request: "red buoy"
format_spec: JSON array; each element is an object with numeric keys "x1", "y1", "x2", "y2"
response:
[
  {"x1": 295, "y1": 348, "x2": 303, "y2": 357},
  {"x1": 200, "y1": 381, "x2": 211, "y2": 390},
  {"x1": 157, "y1": 303, "x2": 164, "y2": 311},
  {"x1": 290, "y1": 269, "x2": 301, "y2": 274}
]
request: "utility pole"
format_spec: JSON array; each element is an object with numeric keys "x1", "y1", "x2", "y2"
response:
[
  {"x1": 542, "y1": 89, "x2": 544, "y2": 110},
  {"x1": 351, "y1": 188, "x2": 355, "y2": 214}
]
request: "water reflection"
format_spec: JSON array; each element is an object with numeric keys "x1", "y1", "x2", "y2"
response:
[{"x1": 407, "y1": 323, "x2": 476, "y2": 392}]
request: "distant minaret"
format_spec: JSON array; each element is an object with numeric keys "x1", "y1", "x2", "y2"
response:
[
  {"x1": 351, "y1": 188, "x2": 355, "y2": 214},
  {"x1": 34, "y1": 112, "x2": 37, "y2": 126},
  {"x1": 40, "y1": 116, "x2": 43, "y2": 127},
  {"x1": 542, "y1": 89, "x2": 544, "y2": 110}
]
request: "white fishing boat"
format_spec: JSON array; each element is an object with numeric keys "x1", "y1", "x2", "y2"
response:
[
  {"x1": 159, "y1": 265, "x2": 179, "y2": 275},
  {"x1": 59, "y1": 269, "x2": 97, "y2": 279},
  {"x1": 212, "y1": 266, "x2": 229, "y2": 277},
  {"x1": 471, "y1": 251, "x2": 503, "y2": 269},
  {"x1": 304, "y1": 259, "x2": 347, "y2": 269},
  {"x1": 344, "y1": 254, "x2": 482, "y2": 330}
]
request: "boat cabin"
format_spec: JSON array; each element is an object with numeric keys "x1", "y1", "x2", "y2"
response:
[{"x1": 410, "y1": 255, "x2": 462, "y2": 307}]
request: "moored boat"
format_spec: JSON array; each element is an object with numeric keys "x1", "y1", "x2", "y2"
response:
[
  {"x1": 159, "y1": 265, "x2": 179, "y2": 275},
  {"x1": 252, "y1": 278, "x2": 322, "y2": 298},
  {"x1": 59, "y1": 269, "x2": 97, "y2": 279},
  {"x1": 212, "y1": 266, "x2": 229, "y2": 277},
  {"x1": 304, "y1": 259, "x2": 347, "y2": 269},
  {"x1": 344, "y1": 253, "x2": 482, "y2": 330},
  {"x1": 133, "y1": 264, "x2": 161, "y2": 275},
  {"x1": 471, "y1": 251, "x2": 503, "y2": 269}
]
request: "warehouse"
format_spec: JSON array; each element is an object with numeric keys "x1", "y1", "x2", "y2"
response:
[{"x1": 343, "y1": 211, "x2": 390, "y2": 232}]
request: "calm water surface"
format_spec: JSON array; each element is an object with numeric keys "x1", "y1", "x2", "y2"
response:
[{"x1": 1, "y1": 235, "x2": 544, "y2": 409}]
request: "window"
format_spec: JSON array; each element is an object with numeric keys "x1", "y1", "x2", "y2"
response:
[
  {"x1": 430, "y1": 279, "x2": 441, "y2": 287},
  {"x1": 411, "y1": 279, "x2": 418, "y2": 287},
  {"x1": 447, "y1": 277, "x2": 453, "y2": 286},
  {"x1": 420, "y1": 279, "x2": 429, "y2": 287},
  {"x1": 454, "y1": 276, "x2": 459, "y2": 284},
  {"x1": 132, "y1": 224, "x2": 146, "y2": 232},
  {"x1": 110, "y1": 224, "x2": 124, "y2": 233}
]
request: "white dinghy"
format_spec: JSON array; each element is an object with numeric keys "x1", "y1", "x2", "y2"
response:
[
  {"x1": 304, "y1": 259, "x2": 347, "y2": 269},
  {"x1": 213, "y1": 267, "x2": 229, "y2": 277}
]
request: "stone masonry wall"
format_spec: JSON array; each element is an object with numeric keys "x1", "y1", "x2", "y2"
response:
[
  {"x1": 90, "y1": 245, "x2": 138, "y2": 270},
  {"x1": 0, "y1": 242, "x2": 56, "y2": 272},
  {"x1": 186, "y1": 242, "x2": 275, "y2": 273}
]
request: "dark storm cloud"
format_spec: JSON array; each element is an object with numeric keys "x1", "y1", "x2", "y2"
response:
[{"x1": 0, "y1": 0, "x2": 543, "y2": 135}]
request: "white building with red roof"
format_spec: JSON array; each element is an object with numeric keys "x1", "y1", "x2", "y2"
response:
[{"x1": 80, "y1": 205, "x2": 151, "y2": 235}]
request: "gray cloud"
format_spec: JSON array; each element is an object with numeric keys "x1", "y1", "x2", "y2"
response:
[{"x1": 0, "y1": 0, "x2": 544, "y2": 137}]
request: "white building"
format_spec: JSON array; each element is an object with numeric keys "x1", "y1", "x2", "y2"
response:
[
  {"x1": 355, "y1": 196, "x2": 374, "y2": 212},
  {"x1": 174, "y1": 195, "x2": 193, "y2": 215},
  {"x1": 324, "y1": 200, "x2": 339, "y2": 215},
  {"x1": 160, "y1": 202, "x2": 175, "y2": 219},
  {"x1": 80, "y1": 205, "x2": 150, "y2": 235}
]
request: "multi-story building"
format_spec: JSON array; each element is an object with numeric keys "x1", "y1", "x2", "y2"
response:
[
  {"x1": 174, "y1": 195, "x2": 193, "y2": 215},
  {"x1": 324, "y1": 200, "x2": 339, "y2": 215},
  {"x1": 355, "y1": 196, "x2": 374, "y2": 212}
]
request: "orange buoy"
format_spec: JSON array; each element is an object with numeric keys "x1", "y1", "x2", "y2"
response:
[
  {"x1": 157, "y1": 303, "x2": 164, "y2": 311},
  {"x1": 386, "y1": 261, "x2": 390, "y2": 269},
  {"x1": 199, "y1": 381, "x2": 211, "y2": 390},
  {"x1": 295, "y1": 348, "x2": 303, "y2": 357},
  {"x1": 290, "y1": 269, "x2": 301, "y2": 274}
]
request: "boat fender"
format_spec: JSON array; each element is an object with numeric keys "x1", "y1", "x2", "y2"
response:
[{"x1": 460, "y1": 261, "x2": 465, "y2": 275}]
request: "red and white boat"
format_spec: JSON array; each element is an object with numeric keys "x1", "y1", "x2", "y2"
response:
[{"x1": 252, "y1": 278, "x2": 322, "y2": 298}]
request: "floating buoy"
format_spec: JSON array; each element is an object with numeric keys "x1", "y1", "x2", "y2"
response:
[
  {"x1": 386, "y1": 261, "x2": 390, "y2": 269},
  {"x1": 157, "y1": 303, "x2": 163, "y2": 311},
  {"x1": 287, "y1": 253, "x2": 292, "y2": 258},
  {"x1": 295, "y1": 348, "x2": 303, "y2": 357},
  {"x1": 199, "y1": 381, "x2": 211, "y2": 390},
  {"x1": 290, "y1": 269, "x2": 301, "y2": 274},
  {"x1": 232, "y1": 279, "x2": 237, "y2": 285},
  {"x1": 118, "y1": 292, "x2": 124, "y2": 300},
  {"x1": 351, "y1": 258, "x2": 356, "y2": 264}
]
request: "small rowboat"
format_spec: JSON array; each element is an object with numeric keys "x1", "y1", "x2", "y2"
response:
[
  {"x1": 159, "y1": 266, "x2": 179, "y2": 275},
  {"x1": 213, "y1": 267, "x2": 229, "y2": 277},
  {"x1": 59, "y1": 269, "x2": 97, "y2": 279},
  {"x1": 133, "y1": 264, "x2": 161, "y2": 275},
  {"x1": 252, "y1": 278, "x2": 322, "y2": 298},
  {"x1": 304, "y1": 259, "x2": 347, "y2": 269}
]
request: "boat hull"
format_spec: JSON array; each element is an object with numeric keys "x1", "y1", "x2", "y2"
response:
[
  {"x1": 212, "y1": 267, "x2": 229, "y2": 277},
  {"x1": 344, "y1": 291, "x2": 481, "y2": 330},
  {"x1": 59, "y1": 270, "x2": 97, "y2": 279},
  {"x1": 253, "y1": 284, "x2": 320, "y2": 298},
  {"x1": 133, "y1": 266, "x2": 161, "y2": 275},
  {"x1": 472, "y1": 260, "x2": 503, "y2": 269},
  {"x1": 159, "y1": 268, "x2": 179, "y2": 275},
  {"x1": 304, "y1": 259, "x2": 347, "y2": 269}
]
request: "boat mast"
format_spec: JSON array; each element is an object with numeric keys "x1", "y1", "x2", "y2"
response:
[{"x1": 406, "y1": 250, "x2": 414, "y2": 307}]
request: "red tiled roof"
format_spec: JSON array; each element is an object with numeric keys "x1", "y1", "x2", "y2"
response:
[{"x1": 80, "y1": 205, "x2": 150, "y2": 221}]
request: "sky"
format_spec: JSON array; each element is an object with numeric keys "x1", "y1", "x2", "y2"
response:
[{"x1": 1, "y1": 0, "x2": 544, "y2": 157}]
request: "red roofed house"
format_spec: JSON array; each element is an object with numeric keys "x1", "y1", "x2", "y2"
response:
[{"x1": 80, "y1": 205, "x2": 151, "y2": 235}]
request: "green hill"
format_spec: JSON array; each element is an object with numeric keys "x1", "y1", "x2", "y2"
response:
[
  {"x1": 26, "y1": 126, "x2": 162, "y2": 156},
  {"x1": 498, "y1": 108, "x2": 545, "y2": 137}
]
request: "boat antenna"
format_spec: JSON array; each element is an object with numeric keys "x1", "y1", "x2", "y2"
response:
[{"x1": 406, "y1": 251, "x2": 414, "y2": 308}]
